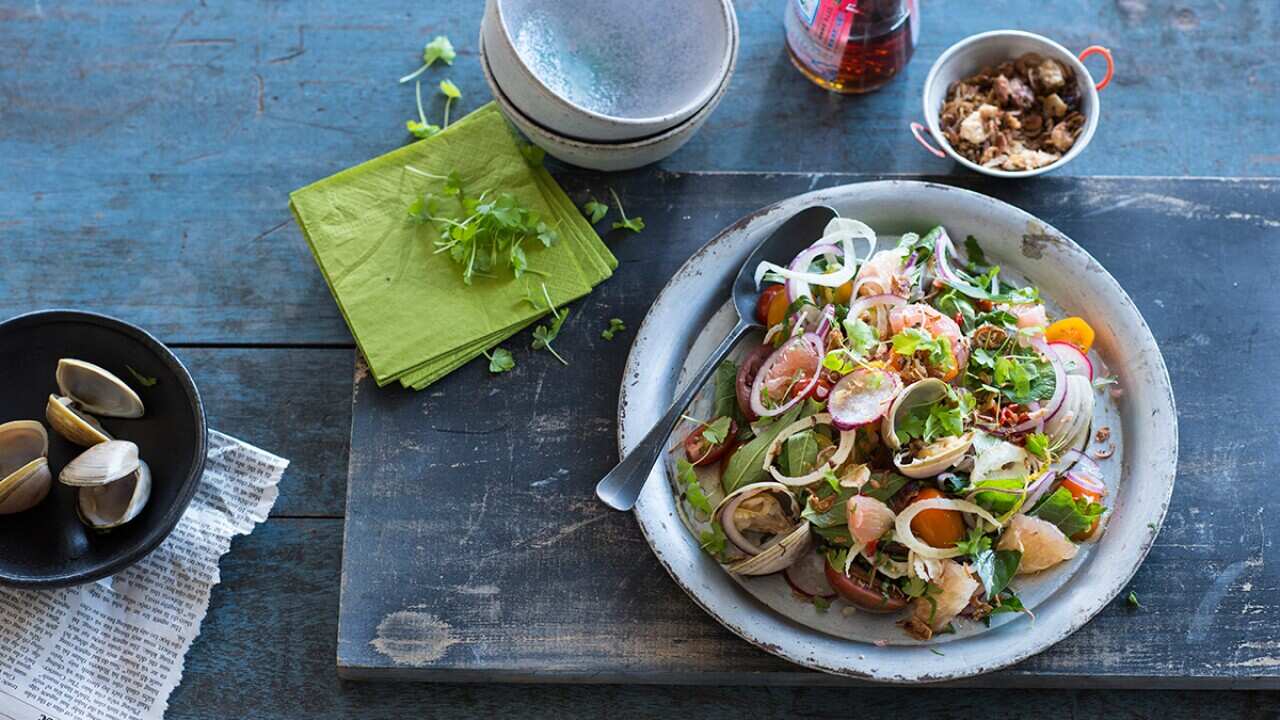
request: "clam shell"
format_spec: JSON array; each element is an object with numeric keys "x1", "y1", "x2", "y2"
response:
[
  {"x1": 881, "y1": 378, "x2": 951, "y2": 451},
  {"x1": 59, "y1": 440, "x2": 140, "y2": 487},
  {"x1": 895, "y1": 431, "x2": 975, "y2": 478},
  {"x1": 46, "y1": 395, "x2": 112, "y2": 447},
  {"x1": 0, "y1": 457, "x2": 52, "y2": 515},
  {"x1": 56, "y1": 359, "x2": 145, "y2": 419},
  {"x1": 0, "y1": 420, "x2": 49, "y2": 474},
  {"x1": 77, "y1": 460, "x2": 151, "y2": 529},
  {"x1": 727, "y1": 523, "x2": 813, "y2": 576}
]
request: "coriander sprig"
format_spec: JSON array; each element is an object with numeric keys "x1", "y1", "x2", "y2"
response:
[
  {"x1": 405, "y1": 168, "x2": 559, "y2": 284},
  {"x1": 609, "y1": 188, "x2": 645, "y2": 233},
  {"x1": 601, "y1": 317, "x2": 626, "y2": 340},
  {"x1": 407, "y1": 80, "x2": 441, "y2": 139},
  {"x1": 400, "y1": 35, "x2": 455, "y2": 84},
  {"x1": 439, "y1": 79, "x2": 461, "y2": 128},
  {"x1": 483, "y1": 347, "x2": 515, "y2": 374}
]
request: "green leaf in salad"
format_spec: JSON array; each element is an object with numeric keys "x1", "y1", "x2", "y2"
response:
[
  {"x1": 934, "y1": 288, "x2": 976, "y2": 331},
  {"x1": 720, "y1": 404, "x2": 803, "y2": 493},
  {"x1": 802, "y1": 485, "x2": 857, "y2": 529},
  {"x1": 482, "y1": 347, "x2": 515, "y2": 374},
  {"x1": 842, "y1": 316, "x2": 879, "y2": 358},
  {"x1": 1029, "y1": 487, "x2": 1105, "y2": 537},
  {"x1": 782, "y1": 430, "x2": 820, "y2": 477},
  {"x1": 973, "y1": 548, "x2": 1021, "y2": 600},
  {"x1": 894, "y1": 389, "x2": 973, "y2": 446},
  {"x1": 891, "y1": 328, "x2": 955, "y2": 374},
  {"x1": 825, "y1": 547, "x2": 849, "y2": 573},
  {"x1": 860, "y1": 471, "x2": 911, "y2": 503},
  {"x1": 821, "y1": 349, "x2": 857, "y2": 375},
  {"x1": 699, "y1": 521, "x2": 728, "y2": 558},
  {"x1": 963, "y1": 235, "x2": 989, "y2": 270},
  {"x1": 712, "y1": 359, "x2": 742, "y2": 423},
  {"x1": 970, "y1": 476, "x2": 1026, "y2": 517},
  {"x1": 984, "y1": 589, "x2": 1027, "y2": 623},
  {"x1": 677, "y1": 458, "x2": 714, "y2": 516},
  {"x1": 700, "y1": 416, "x2": 733, "y2": 446},
  {"x1": 812, "y1": 523, "x2": 854, "y2": 546},
  {"x1": 1025, "y1": 432, "x2": 1051, "y2": 460}
]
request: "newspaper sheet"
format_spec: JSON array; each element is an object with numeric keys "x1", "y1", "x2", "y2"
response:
[{"x1": 0, "y1": 431, "x2": 287, "y2": 720}]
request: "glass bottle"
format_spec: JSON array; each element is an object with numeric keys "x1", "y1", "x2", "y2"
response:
[{"x1": 784, "y1": 0, "x2": 919, "y2": 94}]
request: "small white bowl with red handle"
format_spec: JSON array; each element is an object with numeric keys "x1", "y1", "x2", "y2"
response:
[{"x1": 909, "y1": 30, "x2": 1115, "y2": 178}]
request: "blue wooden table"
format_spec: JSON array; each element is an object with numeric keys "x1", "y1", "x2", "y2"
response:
[{"x1": 3, "y1": 0, "x2": 1279, "y2": 716}]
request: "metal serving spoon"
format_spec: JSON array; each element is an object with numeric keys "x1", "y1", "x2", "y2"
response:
[{"x1": 595, "y1": 205, "x2": 839, "y2": 511}]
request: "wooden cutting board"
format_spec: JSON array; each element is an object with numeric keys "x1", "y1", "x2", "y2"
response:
[{"x1": 337, "y1": 171, "x2": 1280, "y2": 687}]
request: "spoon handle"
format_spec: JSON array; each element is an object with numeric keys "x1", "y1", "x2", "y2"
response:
[{"x1": 596, "y1": 320, "x2": 753, "y2": 511}]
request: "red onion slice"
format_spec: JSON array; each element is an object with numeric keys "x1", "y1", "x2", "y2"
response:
[
  {"x1": 1047, "y1": 341, "x2": 1093, "y2": 381},
  {"x1": 827, "y1": 368, "x2": 902, "y2": 430},
  {"x1": 749, "y1": 335, "x2": 823, "y2": 418},
  {"x1": 785, "y1": 552, "x2": 837, "y2": 599},
  {"x1": 814, "y1": 304, "x2": 836, "y2": 339},
  {"x1": 1005, "y1": 338, "x2": 1067, "y2": 434}
]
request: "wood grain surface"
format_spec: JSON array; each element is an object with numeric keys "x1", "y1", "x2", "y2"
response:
[
  {"x1": 339, "y1": 174, "x2": 1280, "y2": 686},
  {"x1": 3, "y1": 0, "x2": 1279, "y2": 715}
]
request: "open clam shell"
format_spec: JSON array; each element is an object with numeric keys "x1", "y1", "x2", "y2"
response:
[
  {"x1": 78, "y1": 460, "x2": 151, "y2": 530},
  {"x1": 46, "y1": 395, "x2": 112, "y2": 447},
  {"x1": 881, "y1": 378, "x2": 974, "y2": 478},
  {"x1": 714, "y1": 482, "x2": 812, "y2": 576},
  {"x1": 59, "y1": 440, "x2": 140, "y2": 487},
  {"x1": 56, "y1": 359, "x2": 145, "y2": 419},
  {"x1": 0, "y1": 420, "x2": 53, "y2": 515}
]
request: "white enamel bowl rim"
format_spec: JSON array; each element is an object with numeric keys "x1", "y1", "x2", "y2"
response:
[
  {"x1": 480, "y1": 33, "x2": 733, "y2": 170},
  {"x1": 616, "y1": 181, "x2": 1177, "y2": 682},
  {"x1": 490, "y1": 0, "x2": 737, "y2": 135},
  {"x1": 922, "y1": 30, "x2": 1103, "y2": 179}
]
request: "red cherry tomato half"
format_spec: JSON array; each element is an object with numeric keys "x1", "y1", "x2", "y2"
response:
[
  {"x1": 823, "y1": 561, "x2": 909, "y2": 614},
  {"x1": 756, "y1": 284, "x2": 790, "y2": 327},
  {"x1": 683, "y1": 418, "x2": 739, "y2": 466}
]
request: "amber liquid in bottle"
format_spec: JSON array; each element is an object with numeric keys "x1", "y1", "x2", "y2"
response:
[{"x1": 784, "y1": 0, "x2": 918, "y2": 94}]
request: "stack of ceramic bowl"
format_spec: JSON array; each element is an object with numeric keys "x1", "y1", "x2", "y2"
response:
[{"x1": 480, "y1": 0, "x2": 738, "y2": 172}]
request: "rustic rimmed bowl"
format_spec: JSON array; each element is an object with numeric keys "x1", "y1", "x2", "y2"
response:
[
  {"x1": 481, "y1": 34, "x2": 734, "y2": 171},
  {"x1": 617, "y1": 181, "x2": 1176, "y2": 682},
  {"x1": 0, "y1": 310, "x2": 207, "y2": 588},
  {"x1": 481, "y1": 0, "x2": 738, "y2": 142},
  {"x1": 915, "y1": 30, "x2": 1113, "y2": 178}
]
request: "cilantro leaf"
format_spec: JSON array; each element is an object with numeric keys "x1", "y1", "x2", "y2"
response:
[
  {"x1": 482, "y1": 347, "x2": 515, "y2": 374},
  {"x1": 1126, "y1": 590, "x2": 1141, "y2": 608},
  {"x1": 821, "y1": 349, "x2": 856, "y2": 375},
  {"x1": 582, "y1": 198, "x2": 609, "y2": 224},
  {"x1": 601, "y1": 317, "x2": 626, "y2": 340},
  {"x1": 439, "y1": 78, "x2": 461, "y2": 99},
  {"x1": 700, "y1": 416, "x2": 732, "y2": 446},
  {"x1": 1025, "y1": 432, "x2": 1050, "y2": 460},
  {"x1": 699, "y1": 521, "x2": 728, "y2": 558},
  {"x1": 532, "y1": 308, "x2": 571, "y2": 365},
  {"x1": 678, "y1": 458, "x2": 713, "y2": 515},
  {"x1": 399, "y1": 35, "x2": 456, "y2": 84},
  {"x1": 609, "y1": 188, "x2": 644, "y2": 233},
  {"x1": 973, "y1": 548, "x2": 1021, "y2": 600},
  {"x1": 1029, "y1": 487, "x2": 1105, "y2": 537},
  {"x1": 406, "y1": 119, "x2": 440, "y2": 139},
  {"x1": 126, "y1": 366, "x2": 157, "y2": 387},
  {"x1": 843, "y1": 316, "x2": 879, "y2": 357}
]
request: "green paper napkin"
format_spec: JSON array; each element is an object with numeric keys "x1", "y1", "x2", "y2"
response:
[{"x1": 290, "y1": 103, "x2": 615, "y2": 388}]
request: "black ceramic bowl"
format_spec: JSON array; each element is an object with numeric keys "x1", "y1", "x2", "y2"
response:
[{"x1": 0, "y1": 310, "x2": 206, "y2": 588}]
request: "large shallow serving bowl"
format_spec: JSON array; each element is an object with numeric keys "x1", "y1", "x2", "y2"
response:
[
  {"x1": 617, "y1": 181, "x2": 1176, "y2": 682},
  {"x1": 0, "y1": 310, "x2": 206, "y2": 588},
  {"x1": 482, "y1": 0, "x2": 737, "y2": 142},
  {"x1": 914, "y1": 30, "x2": 1113, "y2": 179},
  {"x1": 481, "y1": 34, "x2": 733, "y2": 172}
]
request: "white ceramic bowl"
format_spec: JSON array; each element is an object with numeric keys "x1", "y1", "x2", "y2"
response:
[
  {"x1": 481, "y1": 34, "x2": 733, "y2": 172},
  {"x1": 482, "y1": 0, "x2": 738, "y2": 142},
  {"x1": 913, "y1": 30, "x2": 1115, "y2": 178}
]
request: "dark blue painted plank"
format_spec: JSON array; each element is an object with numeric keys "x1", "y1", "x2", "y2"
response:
[{"x1": 169, "y1": 519, "x2": 1280, "y2": 717}]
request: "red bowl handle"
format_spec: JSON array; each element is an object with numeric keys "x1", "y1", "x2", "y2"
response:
[
  {"x1": 909, "y1": 122, "x2": 947, "y2": 158},
  {"x1": 1078, "y1": 45, "x2": 1115, "y2": 92}
]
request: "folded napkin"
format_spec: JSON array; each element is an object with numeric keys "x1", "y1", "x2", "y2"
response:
[{"x1": 290, "y1": 103, "x2": 616, "y2": 389}]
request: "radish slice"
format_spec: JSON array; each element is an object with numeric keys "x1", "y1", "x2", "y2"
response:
[
  {"x1": 785, "y1": 552, "x2": 837, "y2": 599},
  {"x1": 827, "y1": 368, "x2": 902, "y2": 430},
  {"x1": 749, "y1": 335, "x2": 822, "y2": 418},
  {"x1": 1048, "y1": 341, "x2": 1093, "y2": 381}
]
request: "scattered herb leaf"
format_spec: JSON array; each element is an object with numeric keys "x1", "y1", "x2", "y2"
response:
[
  {"x1": 532, "y1": 309, "x2": 571, "y2": 365},
  {"x1": 700, "y1": 416, "x2": 733, "y2": 446},
  {"x1": 582, "y1": 198, "x2": 609, "y2": 224},
  {"x1": 601, "y1": 317, "x2": 626, "y2": 340},
  {"x1": 126, "y1": 366, "x2": 157, "y2": 387},
  {"x1": 482, "y1": 347, "x2": 515, "y2": 374},
  {"x1": 399, "y1": 35, "x2": 456, "y2": 84},
  {"x1": 677, "y1": 458, "x2": 713, "y2": 515},
  {"x1": 609, "y1": 188, "x2": 645, "y2": 233},
  {"x1": 1127, "y1": 590, "x2": 1141, "y2": 608}
]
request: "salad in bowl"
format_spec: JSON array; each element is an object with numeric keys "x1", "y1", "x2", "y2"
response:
[{"x1": 672, "y1": 216, "x2": 1116, "y2": 641}]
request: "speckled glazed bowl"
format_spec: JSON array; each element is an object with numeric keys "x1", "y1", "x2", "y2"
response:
[
  {"x1": 481, "y1": 0, "x2": 738, "y2": 142},
  {"x1": 481, "y1": 34, "x2": 732, "y2": 171}
]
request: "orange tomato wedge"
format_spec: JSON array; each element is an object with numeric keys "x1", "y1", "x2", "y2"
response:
[
  {"x1": 909, "y1": 488, "x2": 966, "y2": 549},
  {"x1": 1045, "y1": 317, "x2": 1096, "y2": 353}
]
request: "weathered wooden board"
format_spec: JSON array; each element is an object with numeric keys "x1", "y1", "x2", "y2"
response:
[
  {"x1": 338, "y1": 175, "x2": 1280, "y2": 685},
  {"x1": 169, "y1": 519, "x2": 1280, "y2": 716},
  {"x1": 2, "y1": 0, "x2": 1278, "y2": 343}
]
